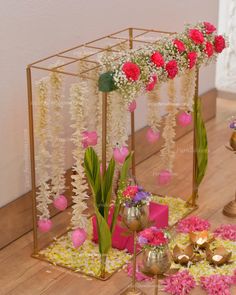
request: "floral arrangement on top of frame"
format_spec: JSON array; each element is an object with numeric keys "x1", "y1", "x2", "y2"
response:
[{"x1": 99, "y1": 21, "x2": 227, "y2": 103}]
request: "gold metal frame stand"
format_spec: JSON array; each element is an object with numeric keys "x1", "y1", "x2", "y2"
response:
[
  {"x1": 27, "y1": 26, "x2": 200, "y2": 280},
  {"x1": 223, "y1": 190, "x2": 236, "y2": 218}
]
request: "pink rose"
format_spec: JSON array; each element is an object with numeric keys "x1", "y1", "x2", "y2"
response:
[
  {"x1": 203, "y1": 22, "x2": 216, "y2": 34},
  {"x1": 146, "y1": 75, "x2": 157, "y2": 91},
  {"x1": 122, "y1": 62, "x2": 140, "y2": 81},
  {"x1": 173, "y1": 39, "x2": 186, "y2": 53},
  {"x1": 150, "y1": 51, "x2": 165, "y2": 67},
  {"x1": 214, "y1": 35, "x2": 226, "y2": 53},
  {"x1": 204, "y1": 42, "x2": 214, "y2": 57},
  {"x1": 188, "y1": 29, "x2": 204, "y2": 44},
  {"x1": 187, "y1": 52, "x2": 198, "y2": 69},
  {"x1": 165, "y1": 60, "x2": 178, "y2": 79}
]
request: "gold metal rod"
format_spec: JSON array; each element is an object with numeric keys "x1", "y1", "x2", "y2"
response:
[
  {"x1": 129, "y1": 28, "x2": 136, "y2": 176},
  {"x1": 56, "y1": 55, "x2": 99, "y2": 64},
  {"x1": 102, "y1": 93, "x2": 108, "y2": 175},
  {"x1": 84, "y1": 45, "x2": 120, "y2": 53},
  {"x1": 26, "y1": 67, "x2": 38, "y2": 254},
  {"x1": 132, "y1": 27, "x2": 176, "y2": 35},
  {"x1": 192, "y1": 68, "x2": 199, "y2": 206},
  {"x1": 109, "y1": 35, "x2": 153, "y2": 45},
  {"x1": 132, "y1": 231, "x2": 137, "y2": 291},
  {"x1": 154, "y1": 275, "x2": 158, "y2": 295}
]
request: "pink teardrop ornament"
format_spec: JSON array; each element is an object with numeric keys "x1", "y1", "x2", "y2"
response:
[
  {"x1": 146, "y1": 128, "x2": 160, "y2": 143},
  {"x1": 177, "y1": 112, "x2": 192, "y2": 127},
  {"x1": 53, "y1": 195, "x2": 68, "y2": 211},
  {"x1": 38, "y1": 219, "x2": 52, "y2": 233},
  {"x1": 113, "y1": 146, "x2": 129, "y2": 164},
  {"x1": 157, "y1": 170, "x2": 172, "y2": 186},
  {"x1": 71, "y1": 228, "x2": 87, "y2": 248}
]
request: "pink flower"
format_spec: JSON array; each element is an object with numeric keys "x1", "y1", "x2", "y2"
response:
[
  {"x1": 123, "y1": 185, "x2": 138, "y2": 198},
  {"x1": 188, "y1": 29, "x2": 205, "y2": 44},
  {"x1": 162, "y1": 270, "x2": 196, "y2": 295},
  {"x1": 173, "y1": 39, "x2": 186, "y2": 53},
  {"x1": 150, "y1": 231, "x2": 168, "y2": 246},
  {"x1": 177, "y1": 216, "x2": 210, "y2": 233},
  {"x1": 151, "y1": 51, "x2": 165, "y2": 67},
  {"x1": 204, "y1": 42, "x2": 214, "y2": 57},
  {"x1": 165, "y1": 60, "x2": 178, "y2": 79},
  {"x1": 200, "y1": 275, "x2": 235, "y2": 295},
  {"x1": 122, "y1": 62, "x2": 140, "y2": 81},
  {"x1": 214, "y1": 35, "x2": 226, "y2": 53},
  {"x1": 188, "y1": 51, "x2": 198, "y2": 69},
  {"x1": 213, "y1": 224, "x2": 236, "y2": 241},
  {"x1": 140, "y1": 228, "x2": 154, "y2": 241},
  {"x1": 82, "y1": 131, "x2": 98, "y2": 148},
  {"x1": 204, "y1": 22, "x2": 216, "y2": 34},
  {"x1": 113, "y1": 146, "x2": 129, "y2": 164},
  {"x1": 146, "y1": 75, "x2": 157, "y2": 91}
]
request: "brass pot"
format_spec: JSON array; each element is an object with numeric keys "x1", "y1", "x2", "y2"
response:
[
  {"x1": 230, "y1": 131, "x2": 236, "y2": 151},
  {"x1": 142, "y1": 246, "x2": 171, "y2": 276},
  {"x1": 121, "y1": 204, "x2": 149, "y2": 232}
]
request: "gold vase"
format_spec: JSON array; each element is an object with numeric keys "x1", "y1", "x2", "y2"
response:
[
  {"x1": 142, "y1": 247, "x2": 171, "y2": 295},
  {"x1": 121, "y1": 204, "x2": 149, "y2": 232},
  {"x1": 120, "y1": 204, "x2": 149, "y2": 295},
  {"x1": 230, "y1": 131, "x2": 236, "y2": 151}
]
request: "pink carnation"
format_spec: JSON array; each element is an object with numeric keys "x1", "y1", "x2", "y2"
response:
[
  {"x1": 204, "y1": 22, "x2": 216, "y2": 34},
  {"x1": 173, "y1": 39, "x2": 186, "y2": 53},
  {"x1": 204, "y1": 42, "x2": 214, "y2": 57},
  {"x1": 151, "y1": 51, "x2": 165, "y2": 67},
  {"x1": 188, "y1": 51, "x2": 198, "y2": 69},
  {"x1": 162, "y1": 270, "x2": 196, "y2": 295},
  {"x1": 146, "y1": 75, "x2": 157, "y2": 91},
  {"x1": 122, "y1": 62, "x2": 140, "y2": 81},
  {"x1": 214, "y1": 35, "x2": 226, "y2": 53},
  {"x1": 177, "y1": 216, "x2": 210, "y2": 233},
  {"x1": 200, "y1": 275, "x2": 235, "y2": 295},
  {"x1": 188, "y1": 29, "x2": 205, "y2": 44},
  {"x1": 213, "y1": 224, "x2": 236, "y2": 241},
  {"x1": 165, "y1": 60, "x2": 178, "y2": 79},
  {"x1": 123, "y1": 185, "x2": 138, "y2": 198}
]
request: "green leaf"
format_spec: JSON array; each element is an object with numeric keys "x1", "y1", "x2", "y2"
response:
[
  {"x1": 95, "y1": 207, "x2": 112, "y2": 255},
  {"x1": 195, "y1": 98, "x2": 208, "y2": 186},
  {"x1": 102, "y1": 158, "x2": 115, "y2": 221},
  {"x1": 110, "y1": 152, "x2": 133, "y2": 233},
  {"x1": 98, "y1": 72, "x2": 118, "y2": 92}
]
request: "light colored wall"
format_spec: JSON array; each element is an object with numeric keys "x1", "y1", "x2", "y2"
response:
[{"x1": 0, "y1": 0, "x2": 218, "y2": 207}]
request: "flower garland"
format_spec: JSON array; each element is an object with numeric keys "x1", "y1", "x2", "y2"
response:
[
  {"x1": 147, "y1": 83, "x2": 162, "y2": 132},
  {"x1": 101, "y1": 21, "x2": 227, "y2": 105},
  {"x1": 160, "y1": 79, "x2": 177, "y2": 172},
  {"x1": 70, "y1": 82, "x2": 89, "y2": 229},
  {"x1": 180, "y1": 67, "x2": 196, "y2": 112},
  {"x1": 35, "y1": 78, "x2": 52, "y2": 219},
  {"x1": 49, "y1": 71, "x2": 66, "y2": 199}
]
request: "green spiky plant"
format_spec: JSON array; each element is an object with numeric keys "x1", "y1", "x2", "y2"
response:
[{"x1": 84, "y1": 147, "x2": 132, "y2": 278}]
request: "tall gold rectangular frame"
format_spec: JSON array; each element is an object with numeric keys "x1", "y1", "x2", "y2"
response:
[{"x1": 26, "y1": 27, "x2": 199, "y2": 276}]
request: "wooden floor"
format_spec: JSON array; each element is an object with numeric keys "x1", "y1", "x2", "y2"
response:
[{"x1": 1, "y1": 97, "x2": 236, "y2": 295}]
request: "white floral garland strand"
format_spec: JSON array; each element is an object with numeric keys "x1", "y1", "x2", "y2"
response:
[
  {"x1": 70, "y1": 82, "x2": 89, "y2": 229},
  {"x1": 180, "y1": 67, "x2": 196, "y2": 112},
  {"x1": 49, "y1": 72, "x2": 66, "y2": 199},
  {"x1": 35, "y1": 78, "x2": 52, "y2": 219},
  {"x1": 160, "y1": 80, "x2": 177, "y2": 172},
  {"x1": 147, "y1": 84, "x2": 162, "y2": 132}
]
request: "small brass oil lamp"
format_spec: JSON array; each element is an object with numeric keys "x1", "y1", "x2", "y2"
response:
[
  {"x1": 172, "y1": 244, "x2": 195, "y2": 265},
  {"x1": 206, "y1": 246, "x2": 232, "y2": 266},
  {"x1": 189, "y1": 230, "x2": 213, "y2": 249}
]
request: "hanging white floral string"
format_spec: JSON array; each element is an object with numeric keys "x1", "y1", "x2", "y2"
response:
[
  {"x1": 177, "y1": 67, "x2": 196, "y2": 127},
  {"x1": 70, "y1": 82, "x2": 89, "y2": 230},
  {"x1": 158, "y1": 79, "x2": 177, "y2": 185},
  {"x1": 35, "y1": 78, "x2": 52, "y2": 232},
  {"x1": 146, "y1": 83, "x2": 162, "y2": 143},
  {"x1": 49, "y1": 71, "x2": 67, "y2": 211}
]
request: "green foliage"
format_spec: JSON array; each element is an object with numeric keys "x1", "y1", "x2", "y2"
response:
[
  {"x1": 194, "y1": 98, "x2": 208, "y2": 186},
  {"x1": 98, "y1": 71, "x2": 118, "y2": 92},
  {"x1": 84, "y1": 147, "x2": 132, "y2": 255}
]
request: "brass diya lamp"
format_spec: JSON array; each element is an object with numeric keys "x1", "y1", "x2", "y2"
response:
[
  {"x1": 172, "y1": 244, "x2": 195, "y2": 265},
  {"x1": 206, "y1": 246, "x2": 232, "y2": 266},
  {"x1": 120, "y1": 204, "x2": 149, "y2": 295},
  {"x1": 189, "y1": 230, "x2": 213, "y2": 249},
  {"x1": 142, "y1": 246, "x2": 172, "y2": 295}
]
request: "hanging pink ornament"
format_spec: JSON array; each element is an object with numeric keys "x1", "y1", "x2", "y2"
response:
[
  {"x1": 53, "y1": 195, "x2": 68, "y2": 211},
  {"x1": 71, "y1": 228, "x2": 87, "y2": 248},
  {"x1": 113, "y1": 146, "x2": 129, "y2": 164},
  {"x1": 82, "y1": 131, "x2": 98, "y2": 148},
  {"x1": 146, "y1": 128, "x2": 160, "y2": 143},
  {"x1": 128, "y1": 100, "x2": 137, "y2": 112},
  {"x1": 38, "y1": 219, "x2": 52, "y2": 233},
  {"x1": 177, "y1": 112, "x2": 192, "y2": 127},
  {"x1": 157, "y1": 170, "x2": 172, "y2": 186}
]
